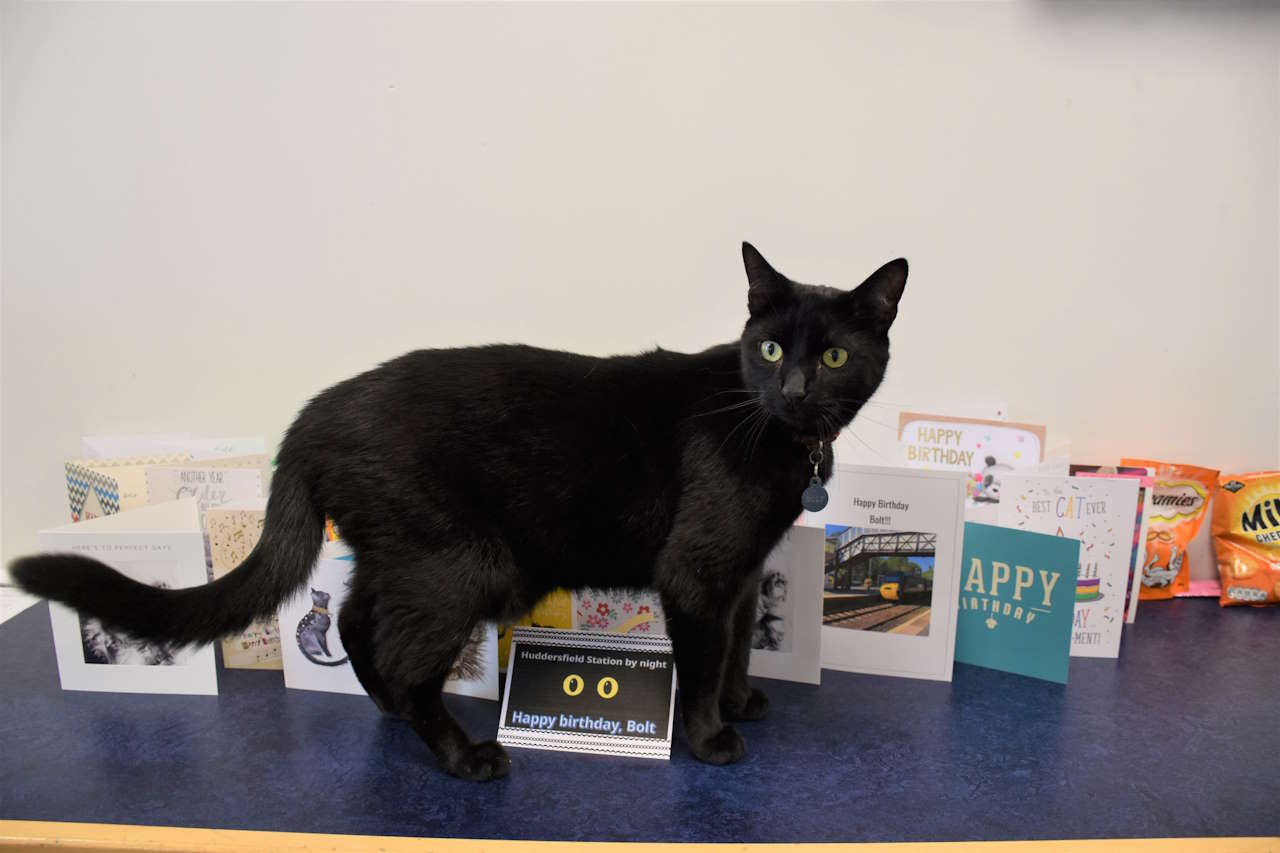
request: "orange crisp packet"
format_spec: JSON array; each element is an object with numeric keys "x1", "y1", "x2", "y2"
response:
[
  {"x1": 1212, "y1": 472, "x2": 1280, "y2": 607},
  {"x1": 1120, "y1": 459, "x2": 1219, "y2": 600}
]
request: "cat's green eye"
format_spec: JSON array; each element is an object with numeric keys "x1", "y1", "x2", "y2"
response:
[
  {"x1": 822, "y1": 347, "x2": 849, "y2": 368},
  {"x1": 760, "y1": 340, "x2": 783, "y2": 363}
]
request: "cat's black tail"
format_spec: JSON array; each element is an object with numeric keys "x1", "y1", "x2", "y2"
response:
[{"x1": 10, "y1": 460, "x2": 324, "y2": 647}]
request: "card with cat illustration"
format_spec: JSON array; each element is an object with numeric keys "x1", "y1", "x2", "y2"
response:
[
  {"x1": 746, "y1": 525, "x2": 825, "y2": 685},
  {"x1": 278, "y1": 542, "x2": 499, "y2": 700},
  {"x1": 37, "y1": 498, "x2": 216, "y2": 695},
  {"x1": 207, "y1": 500, "x2": 281, "y2": 670}
]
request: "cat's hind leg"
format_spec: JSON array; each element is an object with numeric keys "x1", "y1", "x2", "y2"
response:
[
  {"x1": 361, "y1": 545, "x2": 513, "y2": 782},
  {"x1": 337, "y1": 580, "x2": 396, "y2": 715}
]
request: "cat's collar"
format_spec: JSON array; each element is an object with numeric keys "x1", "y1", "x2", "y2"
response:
[
  {"x1": 795, "y1": 430, "x2": 838, "y2": 451},
  {"x1": 311, "y1": 605, "x2": 329, "y2": 615}
]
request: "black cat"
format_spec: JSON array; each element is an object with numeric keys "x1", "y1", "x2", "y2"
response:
[{"x1": 12, "y1": 243, "x2": 906, "y2": 781}]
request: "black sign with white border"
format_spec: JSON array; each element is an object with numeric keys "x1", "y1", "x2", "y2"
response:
[{"x1": 497, "y1": 627, "x2": 677, "y2": 759}]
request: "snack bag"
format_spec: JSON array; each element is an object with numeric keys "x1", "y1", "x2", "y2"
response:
[
  {"x1": 1212, "y1": 472, "x2": 1280, "y2": 607},
  {"x1": 1120, "y1": 459, "x2": 1219, "y2": 600}
]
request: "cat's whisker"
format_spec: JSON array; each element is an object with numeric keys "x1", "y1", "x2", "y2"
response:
[
  {"x1": 691, "y1": 389, "x2": 761, "y2": 405},
  {"x1": 846, "y1": 410, "x2": 894, "y2": 431},
  {"x1": 745, "y1": 409, "x2": 771, "y2": 461},
  {"x1": 845, "y1": 428, "x2": 889, "y2": 461},
  {"x1": 689, "y1": 398, "x2": 764, "y2": 420},
  {"x1": 820, "y1": 410, "x2": 842, "y2": 445},
  {"x1": 829, "y1": 395, "x2": 904, "y2": 411},
  {"x1": 714, "y1": 404, "x2": 764, "y2": 457}
]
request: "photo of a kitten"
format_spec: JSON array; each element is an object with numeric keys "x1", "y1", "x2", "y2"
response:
[
  {"x1": 752, "y1": 569, "x2": 791, "y2": 653},
  {"x1": 80, "y1": 615, "x2": 180, "y2": 666},
  {"x1": 78, "y1": 574, "x2": 186, "y2": 666}
]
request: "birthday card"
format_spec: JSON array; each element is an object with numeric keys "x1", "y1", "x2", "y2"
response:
[
  {"x1": 278, "y1": 542, "x2": 499, "y2": 700},
  {"x1": 897, "y1": 412, "x2": 1046, "y2": 516},
  {"x1": 207, "y1": 500, "x2": 281, "y2": 670},
  {"x1": 803, "y1": 464, "x2": 967, "y2": 683},
  {"x1": 955, "y1": 523, "x2": 1080, "y2": 683},
  {"x1": 998, "y1": 475, "x2": 1141, "y2": 659},
  {"x1": 38, "y1": 499, "x2": 217, "y2": 695}
]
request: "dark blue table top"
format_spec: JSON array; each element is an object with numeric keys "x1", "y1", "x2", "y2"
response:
[{"x1": 0, "y1": 597, "x2": 1276, "y2": 843}]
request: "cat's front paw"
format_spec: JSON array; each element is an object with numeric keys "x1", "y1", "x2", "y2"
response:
[
  {"x1": 689, "y1": 725, "x2": 746, "y2": 765},
  {"x1": 722, "y1": 687, "x2": 769, "y2": 722},
  {"x1": 445, "y1": 739, "x2": 511, "y2": 782}
]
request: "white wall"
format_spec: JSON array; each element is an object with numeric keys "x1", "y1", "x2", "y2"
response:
[{"x1": 3, "y1": 2, "x2": 1279, "y2": 562}]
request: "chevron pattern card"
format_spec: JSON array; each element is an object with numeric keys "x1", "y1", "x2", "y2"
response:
[
  {"x1": 956, "y1": 523, "x2": 1080, "y2": 683},
  {"x1": 65, "y1": 455, "x2": 191, "y2": 522},
  {"x1": 998, "y1": 475, "x2": 1141, "y2": 659}
]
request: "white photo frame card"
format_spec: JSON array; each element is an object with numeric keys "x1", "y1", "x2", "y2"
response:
[
  {"x1": 38, "y1": 498, "x2": 217, "y2": 695},
  {"x1": 803, "y1": 464, "x2": 967, "y2": 682},
  {"x1": 748, "y1": 526, "x2": 824, "y2": 685},
  {"x1": 278, "y1": 541, "x2": 499, "y2": 700}
]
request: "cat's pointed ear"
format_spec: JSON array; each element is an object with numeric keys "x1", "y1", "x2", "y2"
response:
[
  {"x1": 846, "y1": 258, "x2": 908, "y2": 334},
  {"x1": 743, "y1": 241, "x2": 792, "y2": 317}
]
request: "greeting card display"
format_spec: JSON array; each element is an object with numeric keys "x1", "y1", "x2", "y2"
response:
[
  {"x1": 897, "y1": 412, "x2": 1046, "y2": 518},
  {"x1": 278, "y1": 542, "x2": 499, "y2": 700},
  {"x1": 37, "y1": 499, "x2": 217, "y2": 695},
  {"x1": 998, "y1": 475, "x2": 1141, "y2": 659},
  {"x1": 803, "y1": 464, "x2": 967, "y2": 682},
  {"x1": 747, "y1": 526, "x2": 825, "y2": 685},
  {"x1": 956, "y1": 523, "x2": 1080, "y2": 683}
]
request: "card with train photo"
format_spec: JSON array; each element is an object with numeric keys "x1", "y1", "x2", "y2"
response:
[
  {"x1": 802, "y1": 464, "x2": 967, "y2": 682},
  {"x1": 277, "y1": 541, "x2": 500, "y2": 701},
  {"x1": 37, "y1": 498, "x2": 217, "y2": 695}
]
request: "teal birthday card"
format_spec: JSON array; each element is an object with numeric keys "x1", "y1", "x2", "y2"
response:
[{"x1": 955, "y1": 522, "x2": 1080, "y2": 683}]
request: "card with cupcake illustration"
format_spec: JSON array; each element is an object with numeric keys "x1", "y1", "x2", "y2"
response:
[{"x1": 998, "y1": 475, "x2": 1141, "y2": 659}]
